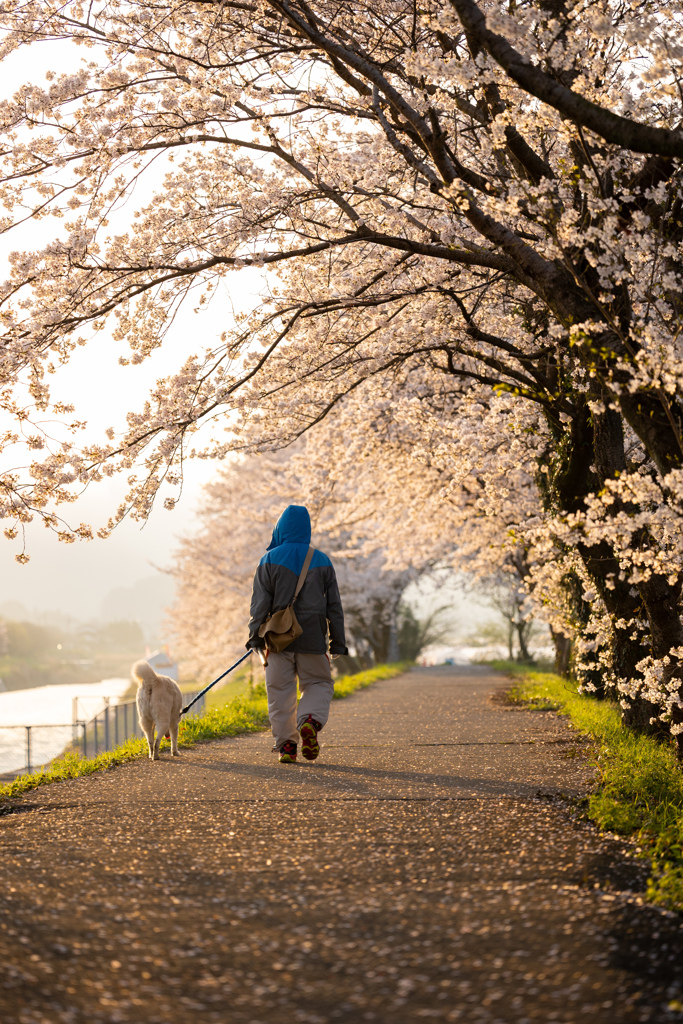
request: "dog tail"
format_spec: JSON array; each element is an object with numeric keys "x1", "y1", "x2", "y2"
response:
[{"x1": 132, "y1": 660, "x2": 157, "y2": 687}]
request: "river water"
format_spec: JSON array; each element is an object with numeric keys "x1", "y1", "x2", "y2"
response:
[{"x1": 0, "y1": 677, "x2": 131, "y2": 776}]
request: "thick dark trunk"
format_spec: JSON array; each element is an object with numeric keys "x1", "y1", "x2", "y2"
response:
[
  {"x1": 594, "y1": 403, "x2": 683, "y2": 736},
  {"x1": 640, "y1": 576, "x2": 683, "y2": 658},
  {"x1": 515, "y1": 618, "x2": 533, "y2": 662},
  {"x1": 618, "y1": 390, "x2": 683, "y2": 478},
  {"x1": 551, "y1": 628, "x2": 571, "y2": 677},
  {"x1": 577, "y1": 539, "x2": 651, "y2": 697},
  {"x1": 539, "y1": 394, "x2": 683, "y2": 739},
  {"x1": 556, "y1": 570, "x2": 605, "y2": 693},
  {"x1": 579, "y1": 405, "x2": 658, "y2": 724},
  {"x1": 550, "y1": 403, "x2": 652, "y2": 706},
  {"x1": 543, "y1": 401, "x2": 659, "y2": 722},
  {"x1": 637, "y1": 572, "x2": 683, "y2": 754},
  {"x1": 592, "y1": 406, "x2": 683, "y2": 737}
]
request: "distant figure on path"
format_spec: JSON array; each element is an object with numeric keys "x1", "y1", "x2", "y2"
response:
[{"x1": 247, "y1": 505, "x2": 348, "y2": 763}]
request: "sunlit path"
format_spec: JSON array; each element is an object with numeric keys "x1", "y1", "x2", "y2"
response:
[{"x1": 0, "y1": 666, "x2": 680, "y2": 1024}]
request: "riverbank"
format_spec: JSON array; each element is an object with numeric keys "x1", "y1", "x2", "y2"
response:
[{"x1": 0, "y1": 677, "x2": 132, "y2": 778}]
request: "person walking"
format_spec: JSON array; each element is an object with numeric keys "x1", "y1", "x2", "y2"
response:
[{"x1": 247, "y1": 504, "x2": 348, "y2": 763}]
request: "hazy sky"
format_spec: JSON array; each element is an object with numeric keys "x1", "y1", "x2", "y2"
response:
[{"x1": 0, "y1": 469, "x2": 205, "y2": 621}]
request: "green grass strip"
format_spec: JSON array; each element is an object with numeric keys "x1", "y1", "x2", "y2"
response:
[
  {"x1": 492, "y1": 659, "x2": 683, "y2": 911},
  {"x1": 333, "y1": 661, "x2": 412, "y2": 699},
  {"x1": 0, "y1": 662, "x2": 410, "y2": 803}
]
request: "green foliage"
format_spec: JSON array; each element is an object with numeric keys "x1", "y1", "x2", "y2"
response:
[
  {"x1": 0, "y1": 615, "x2": 148, "y2": 690},
  {"x1": 5, "y1": 620, "x2": 62, "y2": 658},
  {"x1": 333, "y1": 661, "x2": 412, "y2": 698},
  {"x1": 176, "y1": 690, "x2": 270, "y2": 745},
  {"x1": 499, "y1": 660, "x2": 683, "y2": 912},
  {"x1": 203, "y1": 671, "x2": 251, "y2": 709},
  {"x1": 94, "y1": 620, "x2": 145, "y2": 651},
  {"x1": 0, "y1": 665, "x2": 410, "y2": 803}
]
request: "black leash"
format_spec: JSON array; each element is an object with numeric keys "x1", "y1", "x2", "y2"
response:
[{"x1": 181, "y1": 650, "x2": 254, "y2": 716}]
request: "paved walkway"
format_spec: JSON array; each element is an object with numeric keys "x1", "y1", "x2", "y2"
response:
[{"x1": 1, "y1": 666, "x2": 682, "y2": 1024}]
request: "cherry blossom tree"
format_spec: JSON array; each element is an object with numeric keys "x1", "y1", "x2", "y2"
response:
[
  {"x1": 1, "y1": 2, "x2": 683, "y2": 741},
  {"x1": 169, "y1": 448, "x2": 423, "y2": 678}
]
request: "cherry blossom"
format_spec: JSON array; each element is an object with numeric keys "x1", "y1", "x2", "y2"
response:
[{"x1": 0, "y1": 2, "x2": 681, "y2": 743}]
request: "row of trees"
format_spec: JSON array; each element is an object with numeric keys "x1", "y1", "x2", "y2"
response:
[
  {"x1": 0, "y1": 615, "x2": 145, "y2": 689},
  {"x1": 1, "y1": 3, "x2": 683, "y2": 744},
  {"x1": 0, "y1": 618, "x2": 144, "y2": 659},
  {"x1": 168, "y1": 449, "x2": 450, "y2": 677}
]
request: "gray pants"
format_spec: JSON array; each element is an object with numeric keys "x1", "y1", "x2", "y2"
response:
[{"x1": 264, "y1": 651, "x2": 334, "y2": 749}]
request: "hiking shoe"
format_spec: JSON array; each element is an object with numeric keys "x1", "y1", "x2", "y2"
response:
[
  {"x1": 279, "y1": 740, "x2": 297, "y2": 764},
  {"x1": 300, "y1": 715, "x2": 321, "y2": 761}
]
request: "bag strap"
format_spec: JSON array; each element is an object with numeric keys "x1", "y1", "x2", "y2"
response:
[{"x1": 294, "y1": 546, "x2": 314, "y2": 599}]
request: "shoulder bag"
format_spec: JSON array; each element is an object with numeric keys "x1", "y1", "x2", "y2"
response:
[{"x1": 258, "y1": 545, "x2": 314, "y2": 652}]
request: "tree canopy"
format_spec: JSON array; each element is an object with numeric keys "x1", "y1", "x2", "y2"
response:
[{"x1": 1, "y1": 1, "x2": 683, "y2": 741}]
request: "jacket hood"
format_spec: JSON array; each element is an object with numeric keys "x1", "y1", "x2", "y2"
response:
[{"x1": 267, "y1": 505, "x2": 311, "y2": 549}]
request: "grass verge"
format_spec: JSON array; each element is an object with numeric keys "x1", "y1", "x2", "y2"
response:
[
  {"x1": 0, "y1": 661, "x2": 410, "y2": 803},
  {"x1": 203, "y1": 669, "x2": 251, "y2": 709},
  {"x1": 493, "y1": 659, "x2": 683, "y2": 912},
  {"x1": 333, "y1": 661, "x2": 412, "y2": 698}
]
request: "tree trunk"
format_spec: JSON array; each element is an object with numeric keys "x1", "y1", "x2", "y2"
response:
[
  {"x1": 515, "y1": 617, "x2": 533, "y2": 662},
  {"x1": 543, "y1": 400, "x2": 655, "y2": 719},
  {"x1": 636, "y1": 572, "x2": 683, "y2": 754},
  {"x1": 387, "y1": 621, "x2": 400, "y2": 663},
  {"x1": 334, "y1": 653, "x2": 364, "y2": 676},
  {"x1": 551, "y1": 629, "x2": 572, "y2": 677},
  {"x1": 577, "y1": 540, "x2": 651, "y2": 691}
]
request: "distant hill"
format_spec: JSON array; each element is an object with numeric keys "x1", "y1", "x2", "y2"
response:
[
  {"x1": 100, "y1": 574, "x2": 176, "y2": 644},
  {"x1": 0, "y1": 572, "x2": 176, "y2": 646},
  {"x1": 0, "y1": 617, "x2": 146, "y2": 691}
]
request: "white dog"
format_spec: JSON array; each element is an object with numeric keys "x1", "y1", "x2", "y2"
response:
[{"x1": 132, "y1": 660, "x2": 183, "y2": 761}]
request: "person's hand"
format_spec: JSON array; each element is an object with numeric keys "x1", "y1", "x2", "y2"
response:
[{"x1": 256, "y1": 647, "x2": 269, "y2": 668}]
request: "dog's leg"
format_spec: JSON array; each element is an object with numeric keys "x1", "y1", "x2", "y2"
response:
[
  {"x1": 141, "y1": 718, "x2": 155, "y2": 760},
  {"x1": 152, "y1": 729, "x2": 162, "y2": 761},
  {"x1": 170, "y1": 720, "x2": 180, "y2": 757},
  {"x1": 156, "y1": 720, "x2": 172, "y2": 757}
]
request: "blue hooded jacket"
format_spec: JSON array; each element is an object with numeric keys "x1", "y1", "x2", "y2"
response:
[{"x1": 247, "y1": 505, "x2": 348, "y2": 655}]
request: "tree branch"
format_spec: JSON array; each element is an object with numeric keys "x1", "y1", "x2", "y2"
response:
[{"x1": 448, "y1": 0, "x2": 683, "y2": 157}]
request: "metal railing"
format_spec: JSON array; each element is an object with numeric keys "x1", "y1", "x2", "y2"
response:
[
  {"x1": 0, "y1": 723, "x2": 75, "y2": 780},
  {"x1": 0, "y1": 689, "x2": 206, "y2": 780}
]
